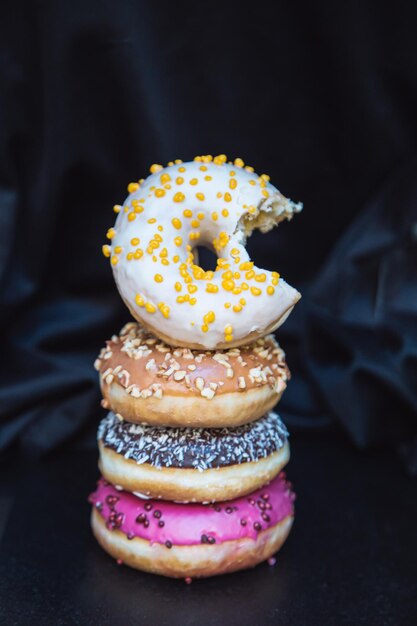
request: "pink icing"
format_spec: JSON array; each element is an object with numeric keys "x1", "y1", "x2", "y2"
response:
[{"x1": 89, "y1": 473, "x2": 295, "y2": 547}]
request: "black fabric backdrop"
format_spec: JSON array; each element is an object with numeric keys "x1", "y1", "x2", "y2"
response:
[{"x1": 1, "y1": 1, "x2": 416, "y2": 473}]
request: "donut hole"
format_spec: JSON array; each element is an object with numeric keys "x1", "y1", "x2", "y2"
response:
[{"x1": 193, "y1": 245, "x2": 218, "y2": 271}]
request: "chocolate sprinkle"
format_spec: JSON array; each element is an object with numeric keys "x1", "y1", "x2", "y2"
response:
[{"x1": 98, "y1": 410, "x2": 288, "y2": 471}]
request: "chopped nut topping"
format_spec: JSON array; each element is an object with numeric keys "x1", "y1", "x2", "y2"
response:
[
  {"x1": 195, "y1": 377, "x2": 205, "y2": 391},
  {"x1": 201, "y1": 387, "x2": 215, "y2": 399},
  {"x1": 173, "y1": 370, "x2": 186, "y2": 381}
]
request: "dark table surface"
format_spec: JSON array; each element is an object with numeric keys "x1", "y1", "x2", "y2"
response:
[{"x1": 0, "y1": 433, "x2": 416, "y2": 626}]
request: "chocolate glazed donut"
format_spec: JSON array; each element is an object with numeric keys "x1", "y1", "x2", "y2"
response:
[{"x1": 98, "y1": 411, "x2": 290, "y2": 502}]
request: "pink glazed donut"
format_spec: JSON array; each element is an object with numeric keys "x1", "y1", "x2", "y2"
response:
[{"x1": 89, "y1": 472, "x2": 295, "y2": 578}]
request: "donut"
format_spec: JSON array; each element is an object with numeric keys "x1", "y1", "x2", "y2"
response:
[
  {"x1": 103, "y1": 154, "x2": 302, "y2": 349},
  {"x1": 97, "y1": 410, "x2": 290, "y2": 502},
  {"x1": 89, "y1": 472, "x2": 295, "y2": 578},
  {"x1": 95, "y1": 322, "x2": 290, "y2": 428}
]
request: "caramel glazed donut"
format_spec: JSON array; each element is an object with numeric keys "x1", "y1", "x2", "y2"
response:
[
  {"x1": 98, "y1": 410, "x2": 290, "y2": 503},
  {"x1": 89, "y1": 472, "x2": 295, "y2": 578},
  {"x1": 95, "y1": 322, "x2": 290, "y2": 428},
  {"x1": 102, "y1": 154, "x2": 302, "y2": 350}
]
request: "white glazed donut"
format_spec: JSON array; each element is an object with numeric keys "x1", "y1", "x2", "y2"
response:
[{"x1": 103, "y1": 154, "x2": 302, "y2": 349}]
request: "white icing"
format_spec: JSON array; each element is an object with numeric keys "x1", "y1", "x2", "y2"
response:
[{"x1": 110, "y1": 160, "x2": 302, "y2": 348}]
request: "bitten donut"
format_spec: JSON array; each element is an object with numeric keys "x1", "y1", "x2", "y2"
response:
[
  {"x1": 89, "y1": 472, "x2": 295, "y2": 578},
  {"x1": 95, "y1": 322, "x2": 290, "y2": 428},
  {"x1": 98, "y1": 411, "x2": 290, "y2": 502},
  {"x1": 103, "y1": 154, "x2": 302, "y2": 349}
]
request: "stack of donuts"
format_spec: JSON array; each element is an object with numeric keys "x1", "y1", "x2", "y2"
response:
[{"x1": 89, "y1": 154, "x2": 302, "y2": 579}]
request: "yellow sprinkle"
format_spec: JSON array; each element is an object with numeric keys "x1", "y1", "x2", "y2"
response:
[
  {"x1": 160, "y1": 173, "x2": 171, "y2": 184},
  {"x1": 176, "y1": 295, "x2": 186, "y2": 304},
  {"x1": 128, "y1": 212, "x2": 136, "y2": 222},
  {"x1": 135, "y1": 294, "x2": 145, "y2": 307},
  {"x1": 222, "y1": 209, "x2": 229, "y2": 217},
  {"x1": 172, "y1": 218, "x2": 182, "y2": 229},
  {"x1": 245, "y1": 166, "x2": 254, "y2": 172},
  {"x1": 224, "y1": 192, "x2": 232, "y2": 202},
  {"x1": 255, "y1": 273, "x2": 267, "y2": 282},
  {"x1": 130, "y1": 237, "x2": 140, "y2": 246},
  {"x1": 233, "y1": 304, "x2": 242, "y2": 313},
  {"x1": 150, "y1": 164, "x2": 163, "y2": 174},
  {"x1": 167, "y1": 161, "x2": 174, "y2": 166},
  {"x1": 199, "y1": 165, "x2": 207, "y2": 171},
  {"x1": 204, "y1": 175, "x2": 212, "y2": 181},
  {"x1": 261, "y1": 174, "x2": 270, "y2": 181},
  {"x1": 197, "y1": 212, "x2": 205, "y2": 220},
  {"x1": 155, "y1": 188, "x2": 165, "y2": 198},
  {"x1": 145, "y1": 302, "x2": 156, "y2": 313},
  {"x1": 147, "y1": 217, "x2": 157, "y2": 224},
  {"x1": 178, "y1": 166, "x2": 186, "y2": 172},
  {"x1": 251, "y1": 286, "x2": 262, "y2": 296},
  {"x1": 114, "y1": 246, "x2": 122, "y2": 254},
  {"x1": 111, "y1": 255, "x2": 118, "y2": 266},
  {"x1": 233, "y1": 271, "x2": 241, "y2": 279},
  {"x1": 174, "y1": 159, "x2": 183, "y2": 164},
  {"x1": 224, "y1": 324, "x2": 233, "y2": 335},
  {"x1": 134, "y1": 249, "x2": 143, "y2": 259},
  {"x1": 188, "y1": 284, "x2": 198, "y2": 294},
  {"x1": 154, "y1": 274, "x2": 163, "y2": 283},
  {"x1": 126, "y1": 252, "x2": 134, "y2": 261},
  {"x1": 206, "y1": 283, "x2": 219, "y2": 293},
  {"x1": 189, "y1": 231, "x2": 201, "y2": 240},
  {"x1": 159, "y1": 247, "x2": 168, "y2": 258},
  {"x1": 176, "y1": 177, "x2": 184, "y2": 185},
  {"x1": 222, "y1": 270, "x2": 233, "y2": 280},
  {"x1": 272, "y1": 271, "x2": 280, "y2": 280},
  {"x1": 173, "y1": 192, "x2": 185, "y2": 202},
  {"x1": 229, "y1": 171, "x2": 236, "y2": 176},
  {"x1": 212, "y1": 212, "x2": 218, "y2": 221},
  {"x1": 240, "y1": 261, "x2": 253, "y2": 270},
  {"x1": 102, "y1": 245, "x2": 111, "y2": 258},
  {"x1": 158, "y1": 225, "x2": 164, "y2": 232},
  {"x1": 154, "y1": 234, "x2": 162, "y2": 242},
  {"x1": 190, "y1": 178, "x2": 198, "y2": 186},
  {"x1": 196, "y1": 192, "x2": 205, "y2": 201},
  {"x1": 189, "y1": 297, "x2": 197, "y2": 305},
  {"x1": 127, "y1": 182, "x2": 139, "y2": 193},
  {"x1": 183, "y1": 209, "x2": 193, "y2": 218},
  {"x1": 173, "y1": 255, "x2": 180, "y2": 263},
  {"x1": 234, "y1": 158, "x2": 244, "y2": 167},
  {"x1": 222, "y1": 279, "x2": 235, "y2": 291},
  {"x1": 175, "y1": 282, "x2": 182, "y2": 292},
  {"x1": 241, "y1": 282, "x2": 249, "y2": 290},
  {"x1": 106, "y1": 228, "x2": 116, "y2": 240},
  {"x1": 204, "y1": 311, "x2": 215, "y2": 324},
  {"x1": 229, "y1": 178, "x2": 237, "y2": 190},
  {"x1": 239, "y1": 298, "x2": 246, "y2": 305},
  {"x1": 134, "y1": 205, "x2": 144, "y2": 214},
  {"x1": 267, "y1": 286, "x2": 275, "y2": 295},
  {"x1": 174, "y1": 236, "x2": 182, "y2": 247},
  {"x1": 201, "y1": 324, "x2": 209, "y2": 333},
  {"x1": 113, "y1": 204, "x2": 121, "y2": 213},
  {"x1": 216, "y1": 192, "x2": 223, "y2": 199},
  {"x1": 225, "y1": 334, "x2": 233, "y2": 342},
  {"x1": 191, "y1": 219, "x2": 200, "y2": 228},
  {"x1": 232, "y1": 287, "x2": 242, "y2": 295},
  {"x1": 249, "y1": 180, "x2": 256, "y2": 186},
  {"x1": 245, "y1": 270, "x2": 255, "y2": 280},
  {"x1": 224, "y1": 302, "x2": 231, "y2": 309},
  {"x1": 262, "y1": 189, "x2": 270, "y2": 198}
]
